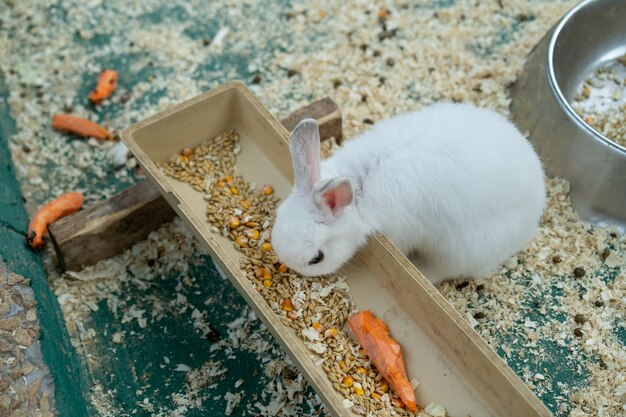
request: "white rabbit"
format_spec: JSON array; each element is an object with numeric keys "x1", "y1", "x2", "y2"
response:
[{"x1": 272, "y1": 103, "x2": 545, "y2": 284}]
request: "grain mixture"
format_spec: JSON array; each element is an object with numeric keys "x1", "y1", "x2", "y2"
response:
[{"x1": 160, "y1": 130, "x2": 428, "y2": 416}]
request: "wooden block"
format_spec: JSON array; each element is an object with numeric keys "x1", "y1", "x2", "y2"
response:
[
  {"x1": 49, "y1": 181, "x2": 176, "y2": 271},
  {"x1": 49, "y1": 98, "x2": 342, "y2": 271},
  {"x1": 280, "y1": 97, "x2": 342, "y2": 143}
]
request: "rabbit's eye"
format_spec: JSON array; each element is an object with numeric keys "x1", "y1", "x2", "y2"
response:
[{"x1": 308, "y1": 250, "x2": 324, "y2": 265}]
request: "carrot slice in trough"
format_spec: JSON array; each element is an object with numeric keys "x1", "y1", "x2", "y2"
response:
[
  {"x1": 27, "y1": 192, "x2": 84, "y2": 249},
  {"x1": 349, "y1": 310, "x2": 417, "y2": 412},
  {"x1": 52, "y1": 113, "x2": 114, "y2": 140}
]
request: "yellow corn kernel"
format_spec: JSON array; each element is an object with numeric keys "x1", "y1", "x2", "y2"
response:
[
  {"x1": 262, "y1": 279, "x2": 272, "y2": 287},
  {"x1": 312, "y1": 322, "x2": 324, "y2": 332},
  {"x1": 341, "y1": 376, "x2": 354, "y2": 387},
  {"x1": 245, "y1": 229, "x2": 260, "y2": 240},
  {"x1": 245, "y1": 221, "x2": 259, "y2": 228},
  {"x1": 179, "y1": 155, "x2": 189, "y2": 162},
  {"x1": 287, "y1": 310, "x2": 298, "y2": 320},
  {"x1": 240, "y1": 199, "x2": 251, "y2": 209},
  {"x1": 262, "y1": 242, "x2": 273, "y2": 251},
  {"x1": 262, "y1": 269, "x2": 272, "y2": 280},
  {"x1": 229, "y1": 216, "x2": 240, "y2": 228},
  {"x1": 181, "y1": 147, "x2": 194, "y2": 156},
  {"x1": 235, "y1": 235, "x2": 248, "y2": 247},
  {"x1": 353, "y1": 382, "x2": 364, "y2": 395},
  {"x1": 338, "y1": 360, "x2": 347, "y2": 370},
  {"x1": 254, "y1": 267, "x2": 266, "y2": 279},
  {"x1": 216, "y1": 180, "x2": 225, "y2": 188},
  {"x1": 391, "y1": 397, "x2": 406, "y2": 409},
  {"x1": 371, "y1": 392, "x2": 381, "y2": 400},
  {"x1": 378, "y1": 382, "x2": 389, "y2": 393},
  {"x1": 225, "y1": 175, "x2": 233, "y2": 183},
  {"x1": 356, "y1": 367, "x2": 367, "y2": 375},
  {"x1": 262, "y1": 185, "x2": 274, "y2": 195},
  {"x1": 278, "y1": 263, "x2": 288, "y2": 273},
  {"x1": 281, "y1": 298, "x2": 294, "y2": 311},
  {"x1": 324, "y1": 328, "x2": 338, "y2": 339},
  {"x1": 230, "y1": 186, "x2": 239, "y2": 195}
]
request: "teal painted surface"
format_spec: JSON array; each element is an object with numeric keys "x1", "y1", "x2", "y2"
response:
[{"x1": 0, "y1": 71, "x2": 93, "y2": 417}]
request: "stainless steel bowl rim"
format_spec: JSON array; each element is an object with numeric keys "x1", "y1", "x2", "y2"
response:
[{"x1": 547, "y1": 0, "x2": 626, "y2": 153}]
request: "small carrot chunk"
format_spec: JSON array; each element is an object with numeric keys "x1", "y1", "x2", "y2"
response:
[
  {"x1": 28, "y1": 192, "x2": 84, "y2": 249},
  {"x1": 348, "y1": 310, "x2": 417, "y2": 412},
  {"x1": 90, "y1": 69, "x2": 118, "y2": 104},
  {"x1": 52, "y1": 114, "x2": 114, "y2": 140}
]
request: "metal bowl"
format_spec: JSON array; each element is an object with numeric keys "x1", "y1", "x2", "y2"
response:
[{"x1": 511, "y1": 0, "x2": 626, "y2": 232}]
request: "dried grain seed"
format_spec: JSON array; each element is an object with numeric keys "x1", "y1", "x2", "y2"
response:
[{"x1": 262, "y1": 185, "x2": 274, "y2": 195}]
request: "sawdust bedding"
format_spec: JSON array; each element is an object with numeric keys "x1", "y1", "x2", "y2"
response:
[{"x1": 1, "y1": 0, "x2": 624, "y2": 416}]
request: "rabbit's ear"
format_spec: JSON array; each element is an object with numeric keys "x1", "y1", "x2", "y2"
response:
[
  {"x1": 314, "y1": 177, "x2": 354, "y2": 218},
  {"x1": 290, "y1": 119, "x2": 321, "y2": 192}
]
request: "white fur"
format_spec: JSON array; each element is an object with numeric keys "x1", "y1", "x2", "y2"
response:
[{"x1": 272, "y1": 103, "x2": 546, "y2": 284}]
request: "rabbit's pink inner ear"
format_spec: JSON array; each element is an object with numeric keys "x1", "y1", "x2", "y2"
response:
[{"x1": 320, "y1": 179, "x2": 353, "y2": 215}]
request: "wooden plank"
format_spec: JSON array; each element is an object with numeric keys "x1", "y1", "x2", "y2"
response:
[
  {"x1": 279, "y1": 97, "x2": 342, "y2": 144},
  {"x1": 49, "y1": 97, "x2": 342, "y2": 271},
  {"x1": 49, "y1": 181, "x2": 175, "y2": 271}
]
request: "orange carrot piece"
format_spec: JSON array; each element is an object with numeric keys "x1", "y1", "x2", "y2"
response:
[
  {"x1": 349, "y1": 310, "x2": 417, "y2": 412},
  {"x1": 89, "y1": 69, "x2": 118, "y2": 104},
  {"x1": 27, "y1": 192, "x2": 84, "y2": 249},
  {"x1": 51, "y1": 113, "x2": 114, "y2": 140}
]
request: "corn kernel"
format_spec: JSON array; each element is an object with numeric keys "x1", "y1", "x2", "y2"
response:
[
  {"x1": 245, "y1": 229, "x2": 260, "y2": 240},
  {"x1": 391, "y1": 397, "x2": 406, "y2": 409},
  {"x1": 181, "y1": 147, "x2": 194, "y2": 156},
  {"x1": 225, "y1": 175, "x2": 233, "y2": 183},
  {"x1": 240, "y1": 199, "x2": 251, "y2": 209},
  {"x1": 324, "y1": 328, "x2": 338, "y2": 338},
  {"x1": 356, "y1": 367, "x2": 367, "y2": 375},
  {"x1": 338, "y1": 360, "x2": 347, "y2": 370},
  {"x1": 262, "y1": 279, "x2": 272, "y2": 287},
  {"x1": 262, "y1": 185, "x2": 274, "y2": 195},
  {"x1": 341, "y1": 376, "x2": 354, "y2": 387},
  {"x1": 312, "y1": 322, "x2": 324, "y2": 332},
  {"x1": 216, "y1": 180, "x2": 225, "y2": 188},
  {"x1": 353, "y1": 382, "x2": 364, "y2": 396},
  {"x1": 371, "y1": 392, "x2": 381, "y2": 400},
  {"x1": 281, "y1": 298, "x2": 294, "y2": 311},
  {"x1": 287, "y1": 310, "x2": 298, "y2": 320},
  {"x1": 278, "y1": 263, "x2": 288, "y2": 273},
  {"x1": 254, "y1": 267, "x2": 266, "y2": 279},
  {"x1": 230, "y1": 186, "x2": 239, "y2": 195},
  {"x1": 235, "y1": 235, "x2": 248, "y2": 247},
  {"x1": 229, "y1": 216, "x2": 240, "y2": 228},
  {"x1": 378, "y1": 7, "x2": 388, "y2": 19},
  {"x1": 378, "y1": 382, "x2": 389, "y2": 393},
  {"x1": 262, "y1": 242, "x2": 273, "y2": 251},
  {"x1": 179, "y1": 155, "x2": 189, "y2": 162}
]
